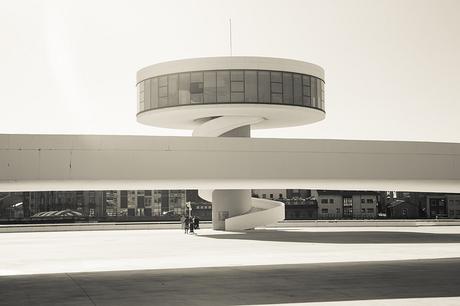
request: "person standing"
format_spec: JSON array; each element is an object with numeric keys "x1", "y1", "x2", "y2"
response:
[
  {"x1": 184, "y1": 216, "x2": 190, "y2": 234},
  {"x1": 189, "y1": 216, "x2": 195, "y2": 234},
  {"x1": 180, "y1": 215, "x2": 186, "y2": 230},
  {"x1": 194, "y1": 216, "x2": 200, "y2": 230}
]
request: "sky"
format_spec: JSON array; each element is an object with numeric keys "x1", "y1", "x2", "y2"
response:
[{"x1": 1, "y1": 0, "x2": 459, "y2": 142}]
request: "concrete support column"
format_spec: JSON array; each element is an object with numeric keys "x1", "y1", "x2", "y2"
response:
[
  {"x1": 211, "y1": 189, "x2": 252, "y2": 230},
  {"x1": 211, "y1": 124, "x2": 251, "y2": 230}
]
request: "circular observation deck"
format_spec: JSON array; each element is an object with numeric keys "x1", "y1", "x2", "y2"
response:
[{"x1": 136, "y1": 57, "x2": 325, "y2": 130}]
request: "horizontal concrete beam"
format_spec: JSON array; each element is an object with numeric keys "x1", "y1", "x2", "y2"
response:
[{"x1": 1, "y1": 134, "x2": 459, "y2": 192}]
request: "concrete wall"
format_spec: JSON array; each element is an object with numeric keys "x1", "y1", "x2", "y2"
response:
[{"x1": 1, "y1": 134, "x2": 460, "y2": 192}]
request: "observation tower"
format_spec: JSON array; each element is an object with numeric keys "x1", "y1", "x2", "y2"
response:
[{"x1": 136, "y1": 57, "x2": 325, "y2": 230}]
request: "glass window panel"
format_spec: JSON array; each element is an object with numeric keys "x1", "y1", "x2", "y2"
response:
[
  {"x1": 282, "y1": 73, "x2": 293, "y2": 104},
  {"x1": 244, "y1": 71, "x2": 257, "y2": 102},
  {"x1": 159, "y1": 97, "x2": 168, "y2": 107},
  {"x1": 217, "y1": 71, "x2": 230, "y2": 102},
  {"x1": 137, "y1": 82, "x2": 144, "y2": 112},
  {"x1": 317, "y1": 79, "x2": 323, "y2": 109},
  {"x1": 191, "y1": 93, "x2": 203, "y2": 104},
  {"x1": 204, "y1": 71, "x2": 217, "y2": 103},
  {"x1": 311, "y1": 77, "x2": 317, "y2": 107},
  {"x1": 159, "y1": 76, "x2": 168, "y2": 87},
  {"x1": 144, "y1": 79, "x2": 151, "y2": 110},
  {"x1": 139, "y1": 100, "x2": 144, "y2": 112},
  {"x1": 271, "y1": 93, "x2": 282, "y2": 103},
  {"x1": 190, "y1": 82, "x2": 203, "y2": 94},
  {"x1": 257, "y1": 71, "x2": 270, "y2": 103},
  {"x1": 231, "y1": 81, "x2": 244, "y2": 92},
  {"x1": 151, "y1": 78, "x2": 158, "y2": 109},
  {"x1": 303, "y1": 86, "x2": 311, "y2": 97},
  {"x1": 231, "y1": 70, "x2": 244, "y2": 81},
  {"x1": 321, "y1": 81, "x2": 325, "y2": 109},
  {"x1": 303, "y1": 96, "x2": 311, "y2": 106},
  {"x1": 178, "y1": 73, "x2": 190, "y2": 105},
  {"x1": 159, "y1": 86, "x2": 168, "y2": 98},
  {"x1": 293, "y1": 74, "x2": 302, "y2": 105},
  {"x1": 271, "y1": 82, "x2": 282, "y2": 94},
  {"x1": 191, "y1": 72, "x2": 203, "y2": 82},
  {"x1": 302, "y1": 75, "x2": 310, "y2": 85},
  {"x1": 271, "y1": 71, "x2": 282, "y2": 83},
  {"x1": 168, "y1": 74, "x2": 179, "y2": 106},
  {"x1": 231, "y1": 92, "x2": 244, "y2": 102}
]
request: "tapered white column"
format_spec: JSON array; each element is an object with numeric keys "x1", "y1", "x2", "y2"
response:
[{"x1": 211, "y1": 189, "x2": 252, "y2": 230}]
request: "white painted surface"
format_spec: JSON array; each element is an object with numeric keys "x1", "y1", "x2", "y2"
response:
[
  {"x1": 137, "y1": 103, "x2": 325, "y2": 130},
  {"x1": 193, "y1": 115, "x2": 285, "y2": 230},
  {"x1": 137, "y1": 56, "x2": 325, "y2": 83},
  {"x1": 1, "y1": 134, "x2": 460, "y2": 192},
  {"x1": 1, "y1": 226, "x2": 460, "y2": 276},
  {"x1": 212, "y1": 189, "x2": 252, "y2": 230},
  {"x1": 225, "y1": 198, "x2": 285, "y2": 231},
  {"x1": 192, "y1": 116, "x2": 263, "y2": 137}
]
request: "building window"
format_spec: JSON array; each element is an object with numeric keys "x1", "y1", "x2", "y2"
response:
[
  {"x1": 336, "y1": 208, "x2": 341, "y2": 213},
  {"x1": 293, "y1": 74, "x2": 302, "y2": 105},
  {"x1": 139, "y1": 69, "x2": 325, "y2": 112},
  {"x1": 329, "y1": 199, "x2": 334, "y2": 204},
  {"x1": 282, "y1": 73, "x2": 293, "y2": 104},
  {"x1": 271, "y1": 71, "x2": 283, "y2": 103},
  {"x1": 179, "y1": 73, "x2": 190, "y2": 105},
  {"x1": 244, "y1": 70, "x2": 257, "y2": 102},
  {"x1": 262, "y1": 194, "x2": 266, "y2": 199},
  {"x1": 269, "y1": 194, "x2": 274, "y2": 199},
  {"x1": 321, "y1": 199, "x2": 328, "y2": 204},
  {"x1": 151, "y1": 78, "x2": 158, "y2": 108},
  {"x1": 361, "y1": 198, "x2": 365, "y2": 204},
  {"x1": 311, "y1": 76, "x2": 317, "y2": 107},
  {"x1": 367, "y1": 199, "x2": 374, "y2": 204},
  {"x1": 321, "y1": 208, "x2": 328, "y2": 214},
  {"x1": 279, "y1": 193, "x2": 283, "y2": 199},
  {"x1": 190, "y1": 72, "x2": 204, "y2": 103},
  {"x1": 204, "y1": 71, "x2": 217, "y2": 103},
  {"x1": 120, "y1": 191, "x2": 128, "y2": 209},
  {"x1": 231, "y1": 70, "x2": 244, "y2": 102},
  {"x1": 217, "y1": 71, "x2": 230, "y2": 102},
  {"x1": 168, "y1": 74, "x2": 179, "y2": 106},
  {"x1": 159, "y1": 76, "x2": 168, "y2": 107},
  {"x1": 258, "y1": 71, "x2": 270, "y2": 103}
]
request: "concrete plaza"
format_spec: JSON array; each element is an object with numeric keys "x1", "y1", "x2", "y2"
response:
[{"x1": 1, "y1": 226, "x2": 460, "y2": 305}]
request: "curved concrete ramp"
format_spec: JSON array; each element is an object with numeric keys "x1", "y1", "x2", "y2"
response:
[{"x1": 225, "y1": 198, "x2": 285, "y2": 231}]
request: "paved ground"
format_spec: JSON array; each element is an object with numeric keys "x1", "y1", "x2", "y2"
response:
[
  {"x1": 1, "y1": 258, "x2": 460, "y2": 305},
  {"x1": 1, "y1": 226, "x2": 460, "y2": 305},
  {"x1": 3, "y1": 226, "x2": 460, "y2": 275}
]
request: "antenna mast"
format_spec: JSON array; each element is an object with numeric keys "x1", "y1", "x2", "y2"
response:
[{"x1": 229, "y1": 18, "x2": 233, "y2": 56}]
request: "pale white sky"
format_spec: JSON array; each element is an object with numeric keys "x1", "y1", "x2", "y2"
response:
[{"x1": 1, "y1": 0, "x2": 459, "y2": 142}]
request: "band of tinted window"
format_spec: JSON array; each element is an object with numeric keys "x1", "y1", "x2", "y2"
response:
[{"x1": 137, "y1": 69, "x2": 325, "y2": 114}]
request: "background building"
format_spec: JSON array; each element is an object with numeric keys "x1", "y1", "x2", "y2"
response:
[
  {"x1": 2, "y1": 189, "x2": 460, "y2": 223},
  {"x1": 313, "y1": 190, "x2": 379, "y2": 219}
]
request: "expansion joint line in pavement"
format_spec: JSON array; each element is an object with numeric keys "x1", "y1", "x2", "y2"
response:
[{"x1": 66, "y1": 273, "x2": 97, "y2": 306}]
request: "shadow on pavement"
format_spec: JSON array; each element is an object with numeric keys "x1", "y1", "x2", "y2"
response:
[
  {"x1": 1, "y1": 258, "x2": 460, "y2": 306},
  {"x1": 200, "y1": 229, "x2": 460, "y2": 244}
]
